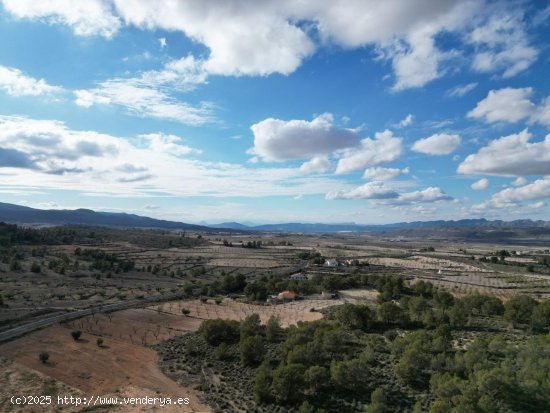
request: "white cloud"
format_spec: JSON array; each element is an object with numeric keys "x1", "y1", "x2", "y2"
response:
[
  {"x1": 0, "y1": 115, "x2": 120, "y2": 174},
  {"x1": 327, "y1": 183, "x2": 452, "y2": 205},
  {"x1": 527, "y1": 201, "x2": 545, "y2": 209},
  {"x1": 487, "y1": 178, "x2": 550, "y2": 208},
  {"x1": 0, "y1": 65, "x2": 61, "y2": 96},
  {"x1": 158, "y1": 37, "x2": 167, "y2": 49},
  {"x1": 139, "y1": 133, "x2": 200, "y2": 156},
  {"x1": 412, "y1": 133, "x2": 461, "y2": 155},
  {"x1": 467, "y1": 88, "x2": 550, "y2": 127},
  {"x1": 74, "y1": 76, "x2": 214, "y2": 125},
  {"x1": 457, "y1": 129, "x2": 550, "y2": 176},
  {"x1": 362, "y1": 166, "x2": 409, "y2": 181},
  {"x1": 299, "y1": 157, "x2": 331, "y2": 174},
  {"x1": 395, "y1": 114, "x2": 414, "y2": 128},
  {"x1": 0, "y1": 115, "x2": 355, "y2": 198},
  {"x1": 335, "y1": 130, "x2": 402, "y2": 174},
  {"x1": 326, "y1": 181, "x2": 399, "y2": 200},
  {"x1": 471, "y1": 178, "x2": 489, "y2": 190},
  {"x1": 468, "y1": 11, "x2": 538, "y2": 78},
  {"x1": 5, "y1": 0, "x2": 536, "y2": 91},
  {"x1": 512, "y1": 177, "x2": 527, "y2": 187},
  {"x1": 447, "y1": 82, "x2": 478, "y2": 97},
  {"x1": 2, "y1": 0, "x2": 121, "y2": 38},
  {"x1": 396, "y1": 187, "x2": 452, "y2": 204},
  {"x1": 467, "y1": 87, "x2": 535, "y2": 124},
  {"x1": 250, "y1": 113, "x2": 358, "y2": 162}
]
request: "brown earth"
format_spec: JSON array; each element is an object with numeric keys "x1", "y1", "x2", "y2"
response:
[{"x1": 0, "y1": 325, "x2": 210, "y2": 412}]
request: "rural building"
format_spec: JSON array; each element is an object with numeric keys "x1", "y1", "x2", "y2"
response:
[
  {"x1": 277, "y1": 290, "x2": 297, "y2": 301},
  {"x1": 324, "y1": 259, "x2": 338, "y2": 267}
]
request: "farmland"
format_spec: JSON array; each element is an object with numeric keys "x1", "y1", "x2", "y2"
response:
[{"x1": 1, "y1": 223, "x2": 550, "y2": 412}]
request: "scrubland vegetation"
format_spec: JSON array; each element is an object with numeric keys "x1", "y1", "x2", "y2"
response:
[{"x1": 157, "y1": 276, "x2": 550, "y2": 412}]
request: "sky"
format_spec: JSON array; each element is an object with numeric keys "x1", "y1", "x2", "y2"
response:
[{"x1": 0, "y1": 0, "x2": 549, "y2": 225}]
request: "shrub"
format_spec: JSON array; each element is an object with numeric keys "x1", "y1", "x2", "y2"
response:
[
  {"x1": 30, "y1": 262, "x2": 41, "y2": 273},
  {"x1": 336, "y1": 303, "x2": 374, "y2": 330},
  {"x1": 200, "y1": 319, "x2": 240, "y2": 346},
  {"x1": 240, "y1": 335, "x2": 265, "y2": 366},
  {"x1": 214, "y1": 342, "x2": 231, "y2": 361},
  {"x1": 71, "y1": 330, "x2": 82, "y2": 341},
  {"x1": 504, "y1": 295, "x2": 538, "y2": 327},
  {"x1": 96, "y1": 338, "x2": 104, "y2": 347},
  {"x1": 181, "y1": 308, "x2": 190, "y2": 315},
  {"x1": 240, "y1": 314, "x2": 263, "y2": 338},
  {"x1": 39, "y1": 351, "x2": 49, "y2": 364},
  {"x1": 266, "y1": 315, "x2": 283, "y2": 342}
]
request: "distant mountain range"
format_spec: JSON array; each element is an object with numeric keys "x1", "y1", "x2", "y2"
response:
[
  {"x1": 210, "y1": 219, "x2": 550, "y2": 233},
  {"x1": 0, "y1": 202, "x2": 548, "y2": 234},
  {"x1": 0, "y1": 202, "x2": 217, "y2": 231}
]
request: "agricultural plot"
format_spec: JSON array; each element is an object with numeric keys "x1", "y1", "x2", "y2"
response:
[{"x1": 152, "y1": 297, "x2": 345, "y2": 327}]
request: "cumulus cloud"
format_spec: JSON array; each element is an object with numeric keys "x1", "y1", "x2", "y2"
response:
[
  {"x1": 467, "y1": 87, "x2": 535, "y2": 124},
  {"x1": 512, "y1": 177, "x2": 528, "y2": 187},
  {"x1": 485, "y1": 178, "x2": 550, "y2": 208},
  {"x1": 457, "y1": 129, "x2": 550, "y2": 176},
  {"x1": 471, "y1": 178, "x2": 489, "y2": 190},
  {"x1": 0, "y1": 65, "x2": 61, "y2": 96},
  {"x1": 3, "y1": 0, "x2": 537, "y2": 90},
  {"x1": 412, "y1": 133, "x2": 461, "y2": 155},
  {"x1": 335, "y1": 130, "x2": 402, "y2": 174},
  {"x1": 0, "y1": 115, "x2": 355, "y2": 198},
  {"x1": 249, "y1": 113, "x2": 358, "y2": 162},
  {"x1": 362, "y1": 166, "x2": 409, "y2": 181},
  {"x1": 327, "y1": 183, "x2": 452, "y2": 205},
  {"x1": 0, "y1": 115, "x2": 120, "y2": 174},
  {"x1": 299, "y1": 157, "x2": 331, "y2": 174},
  {"x1": 139, "y1": 133, "x2": 200, "y2": 156},
  {"x1": 467, "y1": 88, "x2": 550, "y2": 127},
  {"x1": 326, "y1": 181, "x2": 399, "y2": 200},
  {"x1": 2, "y1": 0, "x2": 121, "y2": 38},
  {"x1": 396, "y1": 187, "x2": 453, "y2": 204}
]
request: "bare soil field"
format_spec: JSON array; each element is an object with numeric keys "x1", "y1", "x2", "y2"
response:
[
  {"x1": 0, "y1": 325, "x2": 210, "y2": 412},
  {"x1": 152, "y1": 297, "x2": 345, "y2": 327}
]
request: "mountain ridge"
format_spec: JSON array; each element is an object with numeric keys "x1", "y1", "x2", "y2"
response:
[{"x1": 0, "y1": 202, "x2": 548, "y2": 233}]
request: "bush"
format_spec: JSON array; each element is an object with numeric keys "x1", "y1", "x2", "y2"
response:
[
  {"x1": 254, "y1": 361, "x2": 273, "y2": 403},
  {"x1": 214, "y1": 342, "x2": 232, "y2": 360},
  {"x1": 266, "y1": 315, "x2": 283, "y2": 342},
  {"x1": 504, "y1": 295, "x2": 538, "y2": 326},
  {"x1": 71, "y1": 330, "x2": 82, "y2": 341},
  {"x1": 241, "y1": 314, "x2": 263, "y2": 339},
  {"x1": 336, "y1": 303, "x2": 374, "y2": 330},
  {"x1": 30, "y1": 262, "x2": 41, "y2": 273},
  {"x1": 200, "y1": 319, "x2": 240, "y2": 346},
  {"x1": 39, "y1": 351, "x2": 49, "y2": 364},
  {"x1": 96, "y1": 338, "x2": 104, "y2": 347},
  {"x1": 531, "y1": 300, "x2": 550, "y2": 332},
  {"x1": 181, "y1": 308, "x2": 190, "y2": 315},
  {"x1": 240, "y1": 335, "x2": 265, "y2": 366}
]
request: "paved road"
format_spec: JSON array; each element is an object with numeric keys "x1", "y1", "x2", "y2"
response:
[{"x1": 0, "y1": 292, "x2": 184, "y2": 343}]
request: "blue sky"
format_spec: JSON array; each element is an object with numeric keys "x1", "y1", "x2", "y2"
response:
[{"x1": 0, "y1": 0, "x2": 549, "y2": 224}]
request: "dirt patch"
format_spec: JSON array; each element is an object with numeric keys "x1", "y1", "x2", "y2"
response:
[
  {"x1": 0, "y1": 326, "x2": 209, "y2": 412},
  {"x1": 152, "y1": 298, "x2": 342, "y2": 328}
]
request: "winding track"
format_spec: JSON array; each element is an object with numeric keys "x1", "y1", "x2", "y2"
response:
[{"x1": 0, "y1": 292, "x2": 185, "y2": 343}]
